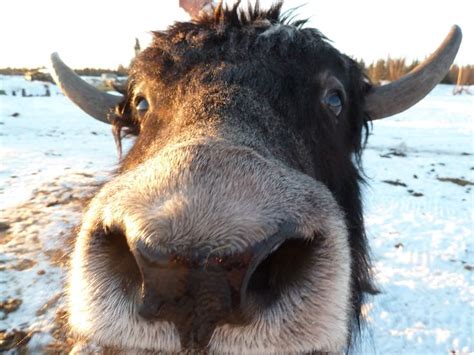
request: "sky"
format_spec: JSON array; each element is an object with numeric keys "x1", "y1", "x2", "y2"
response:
[{"x1": 1, "y1": 0, "x2": 472, "y2": 69}]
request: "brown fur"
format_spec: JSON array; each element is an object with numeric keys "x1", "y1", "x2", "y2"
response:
[{"x1": 69, "y1": 2, "x2": 374, "y2": 353}]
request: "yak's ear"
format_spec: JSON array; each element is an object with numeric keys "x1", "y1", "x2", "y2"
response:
[
  {"x1": 366, "y1": 25, "x2": 462, "y2": 120},
  {"x1": 49, "y1": 52, "x2": 122, "y2": 124}
]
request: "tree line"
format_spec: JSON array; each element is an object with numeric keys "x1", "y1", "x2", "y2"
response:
[
  {"x1": 0, "y1": 65, "x2": 128, "y2": 77},
  {"x1": 359, "y1": 58, "x2": 473, "y2": 85},
  {"x1": 1, "y1": 60, "x2": 473, "y2": 85}
]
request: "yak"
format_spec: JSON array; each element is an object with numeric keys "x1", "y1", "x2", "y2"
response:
[{"x1": 50, "y1": 1, "x2": 462, "y2": 353}]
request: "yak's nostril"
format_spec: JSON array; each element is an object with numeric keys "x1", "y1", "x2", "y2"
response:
[
  {"x1": 246, "y1": 238, "x2": 314, "y2": 306},
  {"x1": 97, "y1": 225, "x2": 141, "y2": 292}
]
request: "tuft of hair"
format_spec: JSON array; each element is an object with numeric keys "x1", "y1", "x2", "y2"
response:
[
  {"x1": 181, "y1": 0, "x2": 309, "y2": 31},
  {"x1": 197, "y1": 0, "x2": 283, "y2": 28}
]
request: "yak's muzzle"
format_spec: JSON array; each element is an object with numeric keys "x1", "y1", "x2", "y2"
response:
[{"x1": 134, "y1": 226, "x2": 293, "y2": 348}]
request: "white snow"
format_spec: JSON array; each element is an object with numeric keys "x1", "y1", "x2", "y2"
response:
[
  {"x1": 0, "y1": 76, "x2": 119, "y2": 209},
  {"x1": 0, "y1": 76, "x2": 473, "y2": 353},
  {"x1": 358, "y1": 85, "x2": 473, "y2": 354}
]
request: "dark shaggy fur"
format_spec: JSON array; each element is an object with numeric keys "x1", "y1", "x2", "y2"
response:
[{"x1": 112, "y1": 1, "x2": 374, "y2": 350}]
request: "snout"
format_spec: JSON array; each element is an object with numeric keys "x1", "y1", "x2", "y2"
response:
[
  {"x1": 97, "y1": 222, "x2": 308, "y2": 348},
  {"x1": 138, "y1": 230, "x2": 291, "y2": 345},
  {"x1": 68, "y1": 143, "x2": 351, "y2": 352}
]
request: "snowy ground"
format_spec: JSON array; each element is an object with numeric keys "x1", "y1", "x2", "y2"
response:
[
  {"x1": 0, "y1": 76, "x2": 472, "y2": 353},
  {"x1": 360, "y1": 86, "x2": 473, "y2": 354}
]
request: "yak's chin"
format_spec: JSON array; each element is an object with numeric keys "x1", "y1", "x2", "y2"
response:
[{"x1": 68, "y1": 223, "x2": 351, "y2": 353}]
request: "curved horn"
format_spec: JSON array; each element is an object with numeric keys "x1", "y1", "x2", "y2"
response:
[
  {"x1": 49, "y1": 52, "x2": 123, "y2": 124},
  {"x1": 366, "y1": 25, "x2": 462, "y2": 120}
]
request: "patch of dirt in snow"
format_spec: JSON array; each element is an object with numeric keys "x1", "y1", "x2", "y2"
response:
[
  {"x1": 0, "y1": 172, "x2": 101, "y2": 353},
  {"x1": 436, "y1": 177, "x2": 474, "y2": 187},
  {"x1": 382, "y1": 179, "x2": 408, "y2": 187}
]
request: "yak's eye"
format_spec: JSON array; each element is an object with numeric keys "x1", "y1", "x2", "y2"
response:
[
  {"x1": 135, "y1": 97, "x2": 149, "y2": 113},
  {"x1": 323, "y1": 91, "x2": 343, "y2": 116}
]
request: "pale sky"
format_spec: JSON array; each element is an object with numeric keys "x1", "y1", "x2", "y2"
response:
[{"x1": 1, "y1": 0, "x2": 472, "y2": 69}]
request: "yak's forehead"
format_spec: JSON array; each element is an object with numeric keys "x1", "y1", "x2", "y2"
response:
[
  {"x1": 118, "y1": 4, "x2": 369, "y2": 173},
  {"x1": 130, "y1": 6, "x2": 352, "y2": 85}
]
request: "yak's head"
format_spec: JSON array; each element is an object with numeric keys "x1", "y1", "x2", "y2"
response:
[{"x1": 51, "y1": 2, "x2": 461, "y2": 353}]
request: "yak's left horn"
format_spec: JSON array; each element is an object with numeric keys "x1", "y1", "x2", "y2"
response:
[
  {"x1": 50, "y1": 53, "x2": 123, "y2": 124},
  {"x1": 366, "y1": 25, "x2": 462, "y2": 120}
]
